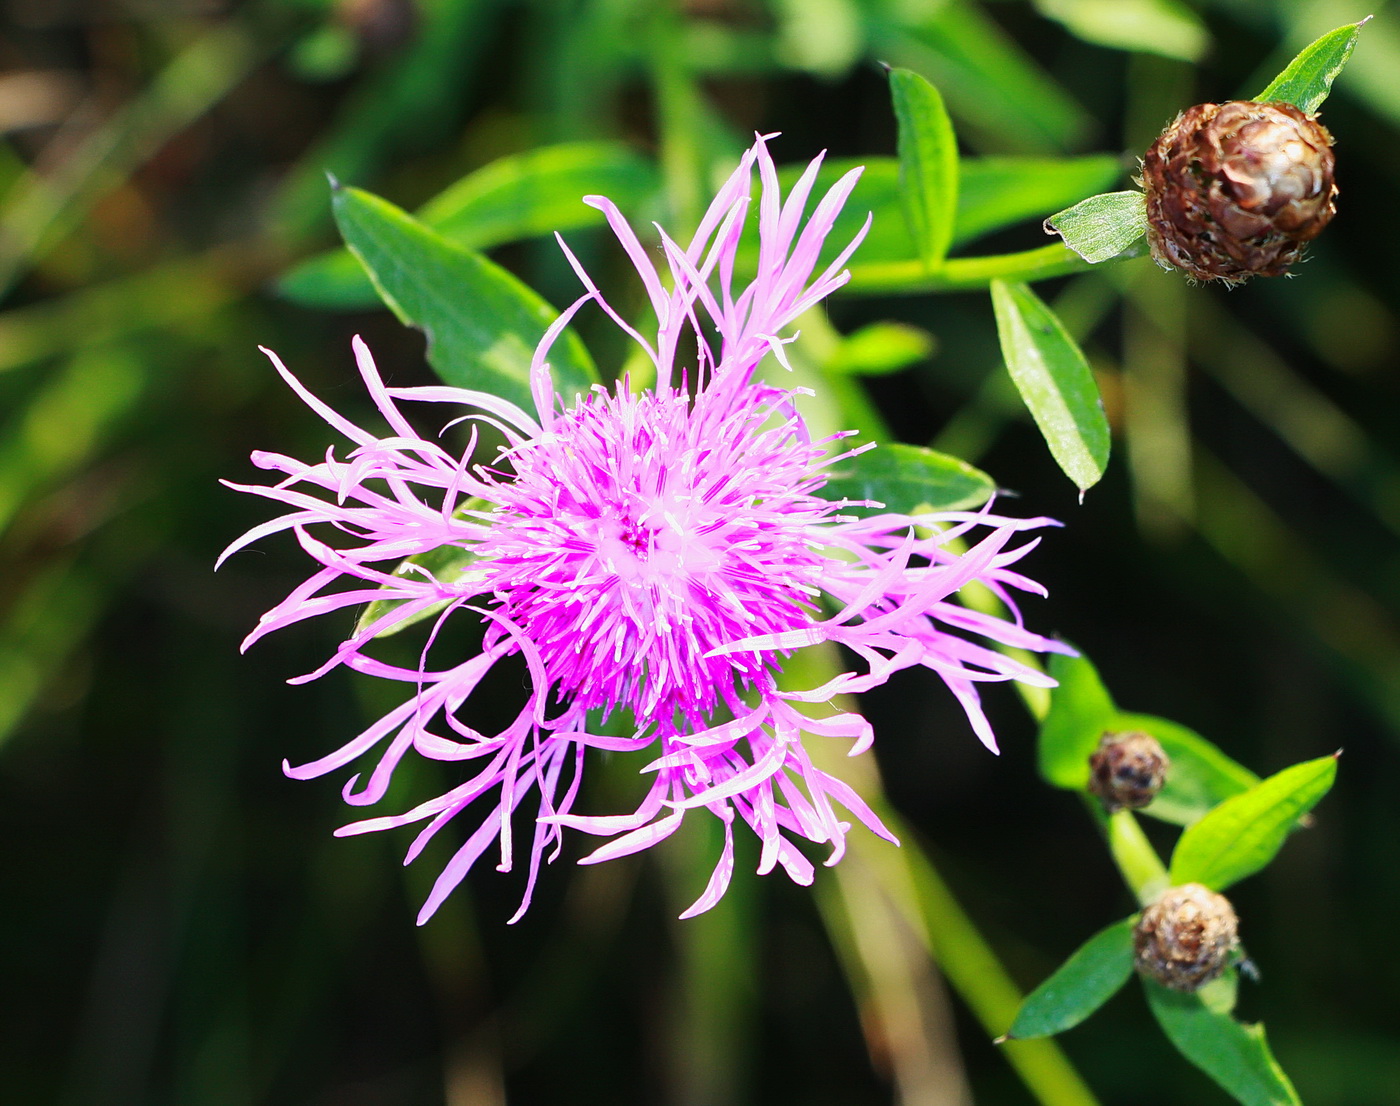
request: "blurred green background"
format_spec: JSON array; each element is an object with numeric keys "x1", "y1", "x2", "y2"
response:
[{"x1": 3, "y1": 0, "x2": 1399, "y2": 1103}]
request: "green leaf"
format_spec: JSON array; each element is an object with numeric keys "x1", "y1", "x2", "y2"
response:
[
  {"x1": 1169, "y1": 754, "x2": 1339, "y2": 890},
  {"x1": 1045, "y1": 191, "x2": 1148, "y2": 265},
  {"x1": 957, "y1": 155, "x2": 1122, "y2": 247},
  {"x1": 889, "y1": 69, "x2": 959, "y2": 269},
  {"x1": 826, "y1": 322, "x2": 934, "y2": 376},
  {"x1": 1198, "y1": 969, "x2": 1239, "y2": 1017},
  {"x1": 1255, "y1": 19, "x2": 1369, "y2": 115},
  {"x1": 331, "y1": 184, "x2": 597, "y2": 411},
  {"x1": 1114, "y1": 712, "x2": 1258, "y2": 827},
  {"x1": 1033, "y1": 0, "x2": 1208, "y2": 63},
  {"x1": 990, "y1": 279, "x2": 1110, "y2": 491},
  {"x1": 1038, "y1": 650, "x2": 1117, "y2": 789},
  {"x1": 281, "y1": 142, "x2": 659, "y2": 310},
  {"x1": 422, "y1": 141, "x2": 658, "y2": 240},
  {"x1": 1143, "y1": 979, "x2": 1302, "y2": 1106},
  {"x1": 1006, "y1": 917, "x2": 1136, "y2": 1039},
  {"x1": 818, "y1": 442, "x2": 995, "y2": 514},
  {"x1": 355, "y1": 537, "x2": 485, "y2": 640}
]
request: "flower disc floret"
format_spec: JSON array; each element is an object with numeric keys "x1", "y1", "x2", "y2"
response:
[{"x1": 479, "y1": 379, "x2": 835, "y2": 725}]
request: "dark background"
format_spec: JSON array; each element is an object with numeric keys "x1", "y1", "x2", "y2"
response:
[{"x1": 2, "y1": 1, "x2": 1397, "y2": 1103}]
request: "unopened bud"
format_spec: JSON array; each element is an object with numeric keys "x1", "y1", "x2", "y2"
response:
[
  {"x1": 1088, "y1": 730, "x2": 1169, "y2": 813},
  {"x1": 1141, "y1": 101, "x2": 1337, "y2": 283},
  {"x1": 1133, "y1": 883, "x2": 1239, "y2": 991}
]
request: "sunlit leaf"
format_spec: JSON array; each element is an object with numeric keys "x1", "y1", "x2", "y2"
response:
[
  {"x1": 1169, "y1": 754, "x2": 1339, "y2": 891},
  {"x1": 1006, "y1": 917, "x2": 1136, "y2": 1039},
  {"x1": 1038, "y1": 650, "x2": 1117, "y2": 789},
  {"x1": 990, "y1": 279, "x2": 1110, "y2": 491},
  {"x1": 1143, "y1": 979, "x2": 1302, "y2": 1106},
  {"x1": 1045, "y1": 191, "x2": 1147, "y2": 265},
  {"x1": 331, "y1": 184, "x2": 596, "y2": 411},
  {"x1": 281, "y1": 142, "x2": 659, "y2": 309},
  {"x1": 827, "y1": 322, "x2": 934, "y2": 376},
  {"x1": 818, "y1": 442, "x2": 995, "y2": 514},
  {"x1": 1033, "y1": 0, "x2": 1208, "y2": 63},
  {"x1": 1255, "y1": 19, "x2": 1369, "y2": 115},
  {"x1": 1113, "y1": 712, "x2": 1258, "y2": 827},
  {"x1": 889, "y1": 68, "x2": 959, "y2": 269}
]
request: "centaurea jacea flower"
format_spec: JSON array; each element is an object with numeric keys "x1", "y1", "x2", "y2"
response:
[{"x1": 224, "y1": 136, "x2": 1067, "y2": 922}]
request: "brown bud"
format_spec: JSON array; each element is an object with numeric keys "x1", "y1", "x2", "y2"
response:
[
  {"x1": 1133, "y1": 883, "x2": 1239, "y2": 991},
  {"x1": 1088, "y1": 730, "x2": 1169, "y2": 813},
  {"x1": 1141, "y1": 101, "x2": 1337, "y2": 283}
]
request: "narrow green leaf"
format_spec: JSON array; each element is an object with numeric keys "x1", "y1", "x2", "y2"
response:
[
  {"x1": 1006, "y1": 917, "x2": 1136, "y2": 1039},
  {"x1": 331, "y1": 184, "x2": 596, "y2": 411},
  {"x1": 1033, "y1": 0, "x2": 1208, "y2": 63},
  {"x1": 990, "y1": 279, "x2": 1110, "y2": 491},
  {"x1": 1143, "y1": 979, "x2": 1301, "y2": 1106},
  {"x1": 1255, "y1": 20, "x2": 1369, "y2": 114},
  {"x1": 826, "y1": 322, "x2": 934, "y2": 376},
  {"x1": 1045, "y1": 191, "x2": 1147, "y2": 265},
  {"x1": 1170, "y1": 754, "x2": 1339, "y2": 890},
  {"x1": 421, "y1": 141, "x2": 658, "y2": 240},
  {"x1": 889, "y1": 69, "x2": 959, "y2": 268},
  {"x1": 281, "y1": 142, "x2": 659, "y2": 310},
  {"x1": 818, "y1": 442, "x2": 995, "y2": 515},
  {"x1": 1038, "y1": 650, "x2": 1117, "y2": 789},
  {"x1": 1113, "y1": 712, "x2": 1258, "y2": 827},
  {"x1": 355, "y1": 539, "x2": 485, "y2": 639}
]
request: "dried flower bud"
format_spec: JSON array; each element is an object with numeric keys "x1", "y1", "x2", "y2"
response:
[
  {"x1": 1141, "y1": 100, "x2": 1337, "y2": 283},
  {"x1": 1088, "y1": 730, "x2": 1169, "y2": 813},
  {"x1": 1133, "y1": 883, "x2": 1239, "y2": 991}
]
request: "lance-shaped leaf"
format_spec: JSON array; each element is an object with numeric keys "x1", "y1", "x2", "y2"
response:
[
  {"x1": 990, "y1": 279, "x2": 1110, "y2": 491},
  {"x1": 1114, "y1": 712, "x2": 1258, "y2": 827},
  {"x1": 1169, "y1": 753, "x2": 1339, "y2": 890},
  {"x1": 332, "y1": 183, "x2": 597, "y2": 412},
  {"x1": 818, "y1": 442, "x2": 995, "y2": 514},
  {"x1": 1004, "y1": 917, "x2": 1136, "y2": 1039},
  {"x1": 1143, "y1": 979, "x2": 1301, "y2": 1106},
  {"x1": 1038, "y1": 650, "x2": 1117, "y2": 789},
  {"x1": 1045, "y1": 191, "x2": 1148, "y2": 265},
  {"x1": 281, "y1": 142, "x2": 659, "y2": 310},
  {"x1": 890, "y1": 68, "x2": 959, "y2": 269},
  {"x1": 1254, "y1": 19, "x2": 1370, "y2": 115}
]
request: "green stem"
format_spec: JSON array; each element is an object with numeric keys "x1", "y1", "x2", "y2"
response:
[
  {"x1": 845, "y1": 243, "x2": 1095, "y2": 295},
  {"x1": 1100, "y1": 807, "x2": 1171, "y2": 906}
]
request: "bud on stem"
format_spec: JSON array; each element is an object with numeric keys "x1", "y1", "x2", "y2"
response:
[
  {"x1": 1133, "y1": 883, "x2": 1239, "y2": 991},
  {"x1": 1088, "y1": 730, "x2": 1169, "y2": 813},
  {"x1": 1141, "y1": 101, "x2": 1338, "y2": 283}
]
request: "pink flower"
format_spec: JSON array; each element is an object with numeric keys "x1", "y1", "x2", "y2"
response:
[{"x1": 224, "y1": 136, "x2": 1067, "y2": 922}]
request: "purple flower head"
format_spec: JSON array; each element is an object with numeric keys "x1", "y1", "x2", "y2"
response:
[{"x1": 224, "y1": 135, "x2": 1068, "y2": 922}]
